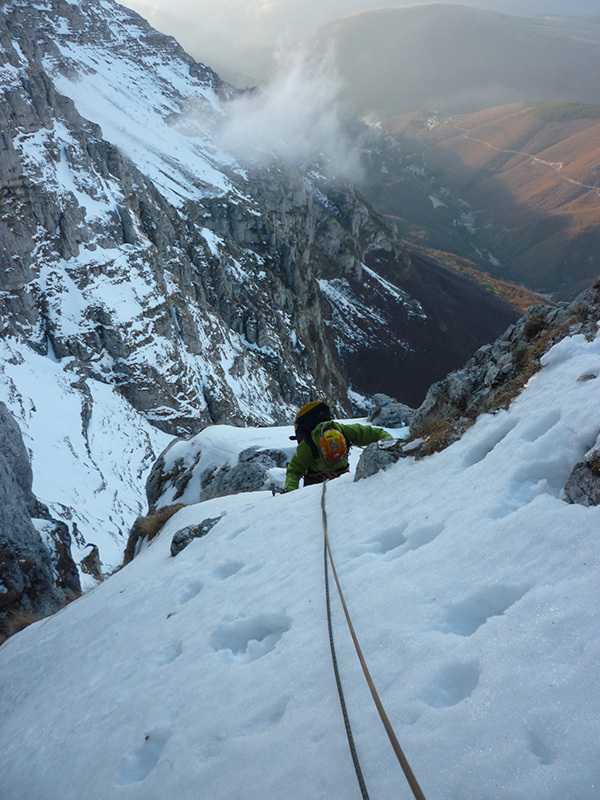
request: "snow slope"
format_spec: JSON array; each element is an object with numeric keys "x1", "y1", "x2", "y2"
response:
[
  {"x1": 0, "y1": 337, "x2": 172, "y2": 579},
  {"x1": 0, "y1": 330, "x2": 598, "y2": 799},
  {"x1": 42, "y1": 0, "x2": 237, "y2": 206}
]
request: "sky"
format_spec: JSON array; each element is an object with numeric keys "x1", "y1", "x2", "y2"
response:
[{"x1": 121, "y1": 0, "x2": 600, "y2": 84}]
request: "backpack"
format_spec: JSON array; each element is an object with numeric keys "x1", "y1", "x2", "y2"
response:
[
  {"x1": 291, "y1": 401, "x2": 332, "y2": 459},
  {"x1": 291, "y1": 401, "x2": 349, "y2": 463}
]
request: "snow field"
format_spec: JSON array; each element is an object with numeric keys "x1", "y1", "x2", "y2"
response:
[
  {"x1": 46, "y1": 10, "x2": 236, "y2": 205},
  {"x1": 0, "y1": 332, "x2": 599, "y2": 799},
  {"x1": 0, "y1": 337, "x2": 171, "y2": 574}
]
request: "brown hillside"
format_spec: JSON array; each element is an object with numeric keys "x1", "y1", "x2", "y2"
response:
[{"x1": 382, "y1": 102, "x2": 600, "y2": 297}]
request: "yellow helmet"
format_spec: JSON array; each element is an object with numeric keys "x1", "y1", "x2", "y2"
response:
[{"x1": 318, "y1": 427, "x2": 348, "y2": 465}]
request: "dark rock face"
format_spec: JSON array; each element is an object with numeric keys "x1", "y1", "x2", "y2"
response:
[
  {"x1": 0, "y1": 401, "x2": 36, "y2": 510},
  {"x1": 0, "y1": 403, "x2": 79, "y2": 639},
  {"x1": 200, "y1": 447, "x2": 288, "y2": 502},
  {"x1": 145, "y1": 439, "x2": 188, "y2": 511},
  {"x1": 171, "y1": 516, "x2": 223, "y2": 557},
  {"x1": 562, "y1": 445, "x2": 600, "y2": 506},
  {"x1": 329, "y1": 247, "x2": 520, "y2": 408}
]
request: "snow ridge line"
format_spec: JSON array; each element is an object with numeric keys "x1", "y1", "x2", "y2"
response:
[{"x1": 321, "y1": 482, "x2": 428, "y2": 800}]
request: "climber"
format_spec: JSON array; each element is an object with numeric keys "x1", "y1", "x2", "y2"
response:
[{"x1": 285, "y1": 400, "x2": 393, "y2": 491}]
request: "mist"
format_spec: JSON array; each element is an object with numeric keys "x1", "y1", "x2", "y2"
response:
[
  {"x1": 217, "y1": 48, "x2": 363, "y2": 179},
  {"x1": 121, "y1": 0, "x2": 600, "y2": 87}
]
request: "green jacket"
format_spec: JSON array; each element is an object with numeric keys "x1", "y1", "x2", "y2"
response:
[{"x1": 285, "y1": 421, "x2": 393, "y2": 491}]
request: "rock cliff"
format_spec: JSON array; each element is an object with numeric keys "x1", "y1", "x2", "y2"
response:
[{"x1": 0, "y1": 402, "x2": 79, "y2": 640}]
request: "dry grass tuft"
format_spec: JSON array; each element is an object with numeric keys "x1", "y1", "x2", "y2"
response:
[
  {"x1": 123, "y1": 504, "x2": 186, "y2": 565},
  {"x1": 523, "y1": 312, "x2": 547, "y2": 341},
  {"x1": 484, "y1": 321, "x2": 573, "y2": 414},
  {"x1": 1, "y1": 609, "x2": 44, "y2": 647},
  {"x1": 410, "y1": 416, "x2": 474, "y2": 457}
]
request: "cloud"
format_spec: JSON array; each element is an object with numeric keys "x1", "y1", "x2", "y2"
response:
[
  {"x1": 246, "y1": 0, "x2": 276, "y2": 18},
  {"x1": 217, "y1": 47, "x2": 362, "y2": 178}
]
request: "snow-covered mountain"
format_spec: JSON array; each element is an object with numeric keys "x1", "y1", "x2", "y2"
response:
[
  {"x1": 0, "y1": 0, "x2": 350, "y2": 435},
  {"x1": 0, "y1": 1, "x2": 598, "y2": 795},
  {"x1": 1, "y1": 315, "x2": 598, "y2": 800},
  {"x1": 0, "y1": 0, "x2": 519, "y2": 574}
]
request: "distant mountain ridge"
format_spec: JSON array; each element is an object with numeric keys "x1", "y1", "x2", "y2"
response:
[
  {"x1": 122, "y1": 0, "x2": 600, "y2": 86},
  {"x1": 304, "y1": 4, "x2": 600, "y2": 120}
]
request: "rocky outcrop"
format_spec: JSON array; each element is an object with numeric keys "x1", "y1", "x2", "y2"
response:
[
  {"x1": 355, "y1": 283, "x2": 600, "y2": 477},
  {"x1": 199, "y1": 447, "x2": 288, "y2": 502},
  {"x1": 411, "y1": 285, "x2": 600, "y2": 430},
  {"x1": 124, "y1": 429, "x2": 293, "y2": 562},
  {"x1": 80, "y1": 545, "x2": 103, "y2": 582},
  {"x1": 145, "y1": 436, "x2": 289, "y2": 514},
  {"x1": 410, "y1": 303, "x2": 568, "y2": 429},
  {"x1": 367, "y1": 394, "x2": 414, "y2": 428},
  {"x1": 562, "y1": 437, "x2": 600, "y2": 507},
  {"x1": 0, "y1": 403, "x2": 79, "y2": 640},
  {"x1": 145, "y1": 439, "x2": 195, "y2": 511},
  {"x1": 170, "y1": 516, "x2": 223, "y2": 557},
  {"x1": 123, "y1": 504, "x2": 186, "y2": 565},
  {"x1": 354, "y1": 437, "x2": 417, "y2": 481}
]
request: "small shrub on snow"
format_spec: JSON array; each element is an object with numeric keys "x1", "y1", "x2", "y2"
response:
[{"x1": 123, "y1": 504, "x2": 186, "y2": 565}]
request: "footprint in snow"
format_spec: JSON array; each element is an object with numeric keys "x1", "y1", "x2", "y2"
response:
[
  {"x1": 224, "y1": 525, "x2": 247, "y2": 541},
  {"x1": 463, "y1": 416, "x2": 519, "y2": 467},
  {"x1": 420, "y1": 662, "x2": 480, "y2": 708},
  {"x1": 237, "y1": 695, "x2": 288, "y2": 735},
  {"x1": 354, "y1": 521, "x2": 444, "y2": 559},
  {"x1": 113, "y1": 727, "x2": 171, "y2": 786},
  {"x1": 212, "y1": 560, "x2": 244, "y2": 580},
  {"x1": 490, "y1": 458, "x2": 566, "y2": 518},
  {"x1": 527, "y1": 730, "x2": 556, "y2": 765},
  {"x1": 155, "y1": 641, "x2": 183, "y2": 667},
  {"x1": 436, "y1": 585, "x2": 528, "y2": 636},
  {"x1": 210, "y1": 613, "x2": 291, "y2": 663},
  {"x1": 178, "y1": 581, "x2": 203, "y2": 605},
  {"x1": 519, "y1": 409, "x2": 561, "y2": 443},
  {"x1": 404, "y1": 522, "x2": 445, "y2": 552},
  {"x1": 352, "y1": 523, "x2": 408, "y2": 556}
]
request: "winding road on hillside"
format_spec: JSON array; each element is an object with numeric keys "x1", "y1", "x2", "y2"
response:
[{"x1": 458, "y1": 127, "x2": 600, "y2": 201}]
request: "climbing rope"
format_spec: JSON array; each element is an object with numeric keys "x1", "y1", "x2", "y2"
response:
[
  {"x1": 321, "y1": 482, "x2": 428, "y2": 800},
  {"x1": 323, "y1": 486, "x2": 371, "y2": 800}
]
